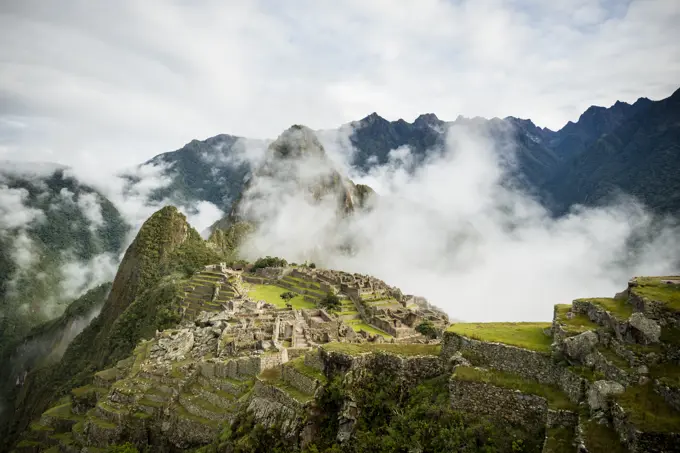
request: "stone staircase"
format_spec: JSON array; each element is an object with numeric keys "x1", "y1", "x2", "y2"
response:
[{"x1": 181, "y1": 270, "x2": 239, "y2": 320}]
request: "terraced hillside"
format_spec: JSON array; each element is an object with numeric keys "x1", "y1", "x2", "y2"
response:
[
  {"x1": 180, "y1": 270, "x2": 243, "y2": 319},
  {"x1": 13, "y1": 273, "x2": 680, "y2": 452},
  {"x1": 444, "y1": 276, "x2": 680, "y2": 452}
]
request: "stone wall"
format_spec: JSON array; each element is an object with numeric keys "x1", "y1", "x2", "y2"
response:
[
  {"x1": 201, "y1": 354, "x2": 284, "y2": 380},
  {"x1": 282, "y1": 365, "x2": 321, "y2": 396},
  {"x1": 654, "y1": 379, "x2": 680, "y2": 412},
  {"x1": 442, "y1": 332, "x2": 585, "y2": 403},
  {"x1": 252, "y1": 379, "x2": 305, "y2": 412},
  {"x1": 449, "y1": 375, "x2": 548, "y2": 438},
  {"x1": 304, "y1": 349, "x2": 325, "y2": 372},
  {"x1": 242, "y1": 275, "x2": 268, "y2": 285},
  {"x1": 546, "y1": 409, "x2": 578, "y2": 429},
  {"x1": 611, "y1": 402, "x2": 680, "y2": 453}
]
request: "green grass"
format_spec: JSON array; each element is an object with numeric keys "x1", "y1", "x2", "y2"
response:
[
  {"x1": 650, "y1": 362, "x2": 680, "y2": 387},
  {"x1": 29, "y1": 422, "x2": 54, "y2": 432},
  {"x1": 447, "y1": 322, "x2": 553, "y2": 353},
  {"x1": 347, "y1": 322, "x2": 393, "y2": 338},
  {"x1": 43, "y1": 402, "x2": 82, "y2": 420},
  {"x1": 138, "y1": 397, "x2": 164, "y2": 408},
  {"x1": 288, "y1": 356, "x2": 326, "y2": 382},
  {"x1": 543, "y1": 426, "x2": 575, "y2": 453},
  {"x1": 616, "y1": 383, "x2": 680, "y2": 432},
  {"x1": 94, "y1": 367, "x2": 120, "y2": 382},
  {"x1": 322, "y1": 342, "x2": 441, "y2": 357},
  {"x1": 554, "y1": 304, "x2": 598, "y2": 335},
  {"x1": 71, "y1": 385, "x2": 107, "y2": 398},
  {"x1": 632, "y1": 277, "x2": 680, "y2": 311},
  {"x1": 568, "y1": 366, "x2": 604, "y2": 382},
  {"x1": 175, "y1": 404, "x2": 219, "y2": 427},
  {"x1": 248, "y1": 284, "x2": 316, "y2": 309},
  {"x1": 89, "y1": 415, "x2": 117, "y2": 429},
  {"x1": 259, "y1": 366, "x2": 313, "y2": 403},
  {"x1": 582, "y1": 419, "x2": 627, "y2": 453},
  {"x1": 583, "y1": 298, "x2": 634, "y2": 320},
  {"x1": 453, "y1": 366, "x2": 575, "y2": 410},
  {"x1": 596, "y1": 346, "x2": 631, "y2": 370}
]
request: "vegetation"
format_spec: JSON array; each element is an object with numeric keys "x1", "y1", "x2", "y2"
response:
[
  {"x1": 581, "y1": 418, "x2": 627, "y2": 453},
  {"x1": 542, "y1": 426, "x2": 575, "y2": 453},
  {"x1": 248, "y1": 284, "x2": 315, "y2": 309},
  {"x1": 319, "y1": 292, "x2": 341, "y2": 311},
  {"x1": 280, "y1": 291, "x2": 296, "y2": 305},
  {"x1": 321, "y1": 342, "x2": 440, "y2": 357},
  {"x1": 251, "y1": 256, "x2": 288, "y2": 272},
  {"x1": 447, "y1": 322, "x2": 553, "y2": 353},
  {"x1": 453, "y1": 367, "x2": 576, "y2": 411},
  {"x1": 615, "y1": 383, "x2": 680, "y2": 432},
  {"x1": 346, "y1": 321, "x2": 393, "y2": 338},
  {"x1": 554, "y1": 304, "x2": 598, "y2": 335},
  {"x1": 416, "y1": 320, "x2": 439, "y2": 339},
  {"x1": 578, "y1": 298, "x2": 634, "y2": 320},
  {"x1": 631, "y1": 277, "x2": 680, "y2": 310}
]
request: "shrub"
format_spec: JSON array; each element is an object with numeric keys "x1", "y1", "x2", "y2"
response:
[
  {"x1": 251, "y1": 256, "x2": 288, "y2": 271},
  {"x1": 319, "y1": 292, "x2": 341, "y2": 311},
  {"x1": 416, "y1": 320, "x2": 439, "y2": 339}
]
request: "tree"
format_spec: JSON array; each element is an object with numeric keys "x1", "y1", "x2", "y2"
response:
[
  {"x1": 280, "y1": 291, "x2": 296, "y2": 305},
  {"x1": 415, "y1": 320, "x2": 438, "y2": 339},
  {"x1": 309, "y1": 262, "x2": 317, "y2": 269},
  {"x1": 319, "y1": 292, "x2": 341, "y2": 311},
  {"x1": 251, "y1": 256, "x2": 287, "y2": 271}
]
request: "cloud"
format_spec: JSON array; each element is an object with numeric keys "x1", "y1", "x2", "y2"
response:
[
  {"x1": 238, "y1": 123, "x2": 680, "y2": 322},
  {"x1": 0, "y1": 185, "x2": 45, "y2": 230},
  {"x1": 0, "y1": 0, "x2": 678, "y2": 172}
]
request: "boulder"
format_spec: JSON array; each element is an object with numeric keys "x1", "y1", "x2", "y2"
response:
[
  {"x1": 587, "y1": 380, "x2": 624, "y2": 412},
  {"x1": 158, "y1": 329, "x2": 195, "y2": 361},
  {"x1": 628, "y1": 313, "x2": 661, "y2": 344},
  {"x1": 563, "y1": 330, "x2": 598, "y2": 361}
]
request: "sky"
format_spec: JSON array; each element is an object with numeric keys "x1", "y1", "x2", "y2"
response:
[{"x1": 1, "y1": 0, "x2": 679, "y2": 171}]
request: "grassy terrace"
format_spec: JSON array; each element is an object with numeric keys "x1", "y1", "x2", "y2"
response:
[
  {"x1": 543, "y1": 426, "x2": 575, "y2": 453},
  {"x1": 616, "y1": 383, "x2": 680, "y2": 432},
  {"x1": 345, "y1": 320, "x2": 393, "y2": 338},
  {"x1": 287, "y1": 356, "x2": 325, "y2": 382},
  {"x1": 582, "y1": 418, "x2": 627, "y2": 453},
  {"x1": 554, "y1": 304, "x2": 598, "y2": 336},
  {"x1": 447, "y1": 322, "x2": 553, "y2": 354},
  {"x1": 43, "y1": 402, "x2": 83, "y2": 421},
  {"x1": 247, "y1": 284, "x2": 316, "y2": 309},
  {"x1": 632, "y1": 277, "x2": 680, "y2": 311},
  {"x1": 650, "y1": 362, "x2": 680, "y2": 387},
  {"x1": 259, "y1": 367, "x2": 313, "y2": 403},
  {"x1": 453, "y1": 366, "x2": 575, "y2": 410},
  {"x1": 578, "y1": 297, "x2": 634, "y2": 320},
  {"x1": 322, "y1": 342, "x2": 441, "y2": 356}
]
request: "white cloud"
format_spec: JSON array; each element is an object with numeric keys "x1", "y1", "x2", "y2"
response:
[
  {"x1": 0, "y1": 0, "x2": 677, "y2": 171},
  {"x1": 0, "y1": 185, "x2": 45, "y2": 229},
  {"x1": 238, "y1": 123, "x2": 680, "y2": 322}
]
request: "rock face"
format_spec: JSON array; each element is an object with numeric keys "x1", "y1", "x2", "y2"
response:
[
  {"x1": 628, "y1": 312, "x2": 661, "y2": 344},
  {"x1": 209, "y1": 125, "x2": 376, "y2": 255},
  {"x1": 587, "y1": 380, "x2": 625, "y2": 412},
  {"x1": 563, "y1": 330, "x2": 599, "y2": 361}
]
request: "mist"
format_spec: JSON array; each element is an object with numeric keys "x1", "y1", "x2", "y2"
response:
[{"x1": 237, "y1": 122, "x2": 680, "y2": 322}]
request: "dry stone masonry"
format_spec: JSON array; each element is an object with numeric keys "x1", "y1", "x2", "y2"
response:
[{"x1": 14, "y1": 273, "x2": 680, "y2": 452}]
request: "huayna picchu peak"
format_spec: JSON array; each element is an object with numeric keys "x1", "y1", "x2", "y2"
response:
[{"x1": 5, "y1": 198, "x2": 680, "y2": 452}]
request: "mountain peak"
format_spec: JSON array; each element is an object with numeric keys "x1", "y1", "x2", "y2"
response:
[
  {"x1": 413, "y1": 113, "x2": 441, "y2": 127},
  {"x1": 360, "y1": 112, "x2": 388, "y2": 125},
  {"x1": 267, "y1": 124, "x2": 327, "y2": 160}
]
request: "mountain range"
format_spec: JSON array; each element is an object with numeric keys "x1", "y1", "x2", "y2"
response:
[{"x1": 1, "y1": 87, "x2": 678, "y2": 376}]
